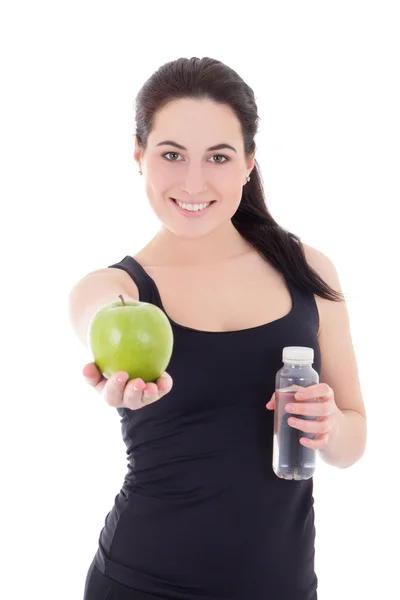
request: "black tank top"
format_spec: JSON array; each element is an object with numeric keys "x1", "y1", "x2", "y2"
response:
[{"x1": 93, "y1": 255, "x2": 321, "y2": 600}]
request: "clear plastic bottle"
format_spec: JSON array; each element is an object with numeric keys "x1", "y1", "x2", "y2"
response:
[{"x1": 273, "y1": 346, "x2": 319, "y2": 480}]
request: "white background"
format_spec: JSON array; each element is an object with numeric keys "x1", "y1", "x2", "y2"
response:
[{"x1": 1, "y1": 1, "x2": 399, "y2": 598}]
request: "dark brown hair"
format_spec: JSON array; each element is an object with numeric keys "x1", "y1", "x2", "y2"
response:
[{"x1": 134, "y1": 57, "x2": 344, "y2": 302}]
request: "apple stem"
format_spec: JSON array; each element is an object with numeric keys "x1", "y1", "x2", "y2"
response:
[{"x1": 119, "y1": 294, "x2": 126, "y2": 306}]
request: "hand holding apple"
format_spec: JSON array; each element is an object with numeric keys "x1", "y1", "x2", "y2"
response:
[
  {"x1": 82, "y1": 361, "x2": 173, "y2": 410},
  {"x1": 88, "y1": 294, "x2": 174, "y2": 383}
]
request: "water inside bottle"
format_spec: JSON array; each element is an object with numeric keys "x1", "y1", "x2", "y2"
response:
[{"x1": 273, "y1": 387, "x2": 317, "y2": 480}]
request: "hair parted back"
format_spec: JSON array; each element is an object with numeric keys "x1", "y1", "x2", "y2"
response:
[{"x1": 134, "y1": 56, "x2": 344, "y2": 302}]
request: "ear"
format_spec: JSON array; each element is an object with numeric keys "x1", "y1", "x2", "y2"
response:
[
  {"x1": 247, "y1": 149, "x2": 255, "y2": 175},
  {"x1": 133, "y1": 136, "x2": 143, "y2": 168}
]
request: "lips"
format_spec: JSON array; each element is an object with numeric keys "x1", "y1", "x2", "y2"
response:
[{"x1": 171, "y1": 198, "x2": 216, "y2": 205}]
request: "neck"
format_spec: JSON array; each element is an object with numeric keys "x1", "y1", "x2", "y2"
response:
[{"x1": 142, "y1": 222, "x2": 254, "y2": 267}]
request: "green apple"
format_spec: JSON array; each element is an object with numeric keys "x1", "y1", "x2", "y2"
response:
[{"x1": 88, "y1": 294, "x2": 174, "y2": 383}]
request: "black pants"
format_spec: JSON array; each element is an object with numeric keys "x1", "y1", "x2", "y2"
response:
[{"x1": 83, "y1": 557, "x2": 164, "y2": 600}]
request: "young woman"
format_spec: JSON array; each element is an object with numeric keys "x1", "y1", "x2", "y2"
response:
[{"x1": 69, "y1": 56, "x2": 367, "y2": 600}]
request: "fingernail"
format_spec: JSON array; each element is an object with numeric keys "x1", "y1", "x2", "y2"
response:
[
  {"x1": 117, "y1": 374, "x2": 128, "y2": 383},
  {"x1": 295, "y1": 392, "x2": 305, "y2": 399}
]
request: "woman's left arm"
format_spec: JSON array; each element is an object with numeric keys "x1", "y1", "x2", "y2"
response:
[{"x1": 266, "y1": 245, "x2": 367, "y2": 469}]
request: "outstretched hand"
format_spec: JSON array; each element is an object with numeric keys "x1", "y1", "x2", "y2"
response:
[{"x1": 82, "y1": 362, "x2": 174, "y2": 410}]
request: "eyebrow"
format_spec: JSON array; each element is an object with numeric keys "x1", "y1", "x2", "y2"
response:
[{"x1": 156, "y1": 140, "x2": 237, "y2": 153}]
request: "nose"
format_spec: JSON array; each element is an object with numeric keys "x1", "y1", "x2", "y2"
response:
[{"x1": 180, "y1": 165, "x2": 208, "y2": 196}]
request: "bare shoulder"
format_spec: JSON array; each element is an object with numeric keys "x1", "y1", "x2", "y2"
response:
[
  {"x1": 301, "y1": 243, "x2": 344, "y2": 298},
  {"x1": 73, "y1": 266, "x2": 139, "y2": 299},
  {"x1": 100, "y1": 267, "x2": 139, "y2": 299},
  {"x1": 302, "y1": 243, "x2": 336, "y2": 279},
  {"x1": 301, "y1": 242, "x2": 345, "y2": 337}
]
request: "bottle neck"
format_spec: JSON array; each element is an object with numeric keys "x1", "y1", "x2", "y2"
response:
[{"x1": 283, "y1": 362, "x2": 313, "y2": 367}]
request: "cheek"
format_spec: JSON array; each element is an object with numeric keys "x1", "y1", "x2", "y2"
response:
[
  {"x1": 219, "y1": 165, "x2": 244, "y2": 190},
  {"x1": 145, "y1": 175, "x2": 175, "y2": 210},
  {"x1": 148, "y1": 160, "x2": 175, "y2": 190},
  {"x1": 220, "y1": 167, "x2": 246, "y2": 200}
]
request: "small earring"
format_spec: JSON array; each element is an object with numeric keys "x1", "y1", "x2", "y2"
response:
[
  {"x1": 138, "y1": 169, "x2": 142, "y2": 175},
  {"x1": 246, "y1": 175, "x2": 250, "y2": 183}
]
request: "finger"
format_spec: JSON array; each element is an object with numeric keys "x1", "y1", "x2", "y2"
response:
[
  {"x1": 103, "y1": 372, "x2": 130, "y2": 407},
  {"x1": 300, "y1": 433, "x2": 329, "y2": 450},
  {"x1": 155, "y1": 372, "x2": 173, "y2": 398},
  {"x1": 285, "y1": 400, "x2": 333, "y2": 417},
  {"x1": 294, "y1": 384, "x2": 333, "y2": 401},
  {"x1": 82, "y1": 362, "x2": 107, "y2": 394},
  {"x1": 125, "y1": 373, "x2": 173, "y2": 411},
  {"x1": 142, "y1": 382, "x2": 159, "y2": 405},
  {"x1": 266, "y1": 392, "x2": 275, "y2": 410},
  {"x1": 122, "y1": 378, "x2": 146, "y2": 410},
  {"x1": 288, "y1": 416, "x2": 330, "y2": 435}
]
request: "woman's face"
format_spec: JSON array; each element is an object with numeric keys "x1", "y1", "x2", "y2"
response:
[{"x1": 134, "y1": 98, "x2": 254, "y2": 239}]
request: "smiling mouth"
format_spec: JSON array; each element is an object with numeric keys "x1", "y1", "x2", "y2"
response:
[
  {"x1": 171, "y1": 198, "x2": 216, "y2": 205},
  {"x1": 169, "y1": 197, "x2": 217, "y2": 216}
]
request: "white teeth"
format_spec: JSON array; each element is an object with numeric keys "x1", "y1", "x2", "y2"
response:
[{"x1": 175, "y1": 200, "x2": 211, "y2": 212}]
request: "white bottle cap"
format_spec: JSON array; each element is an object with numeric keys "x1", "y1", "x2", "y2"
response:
[{"x1": 282, "y1": 346, "x2": 314, "y2": 365}]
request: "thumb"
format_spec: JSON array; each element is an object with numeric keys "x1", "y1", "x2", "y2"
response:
[
  {"x1": 266, "y1": 392, "x2": 276, "y2": 410},
  {"x1": 82, "y1": 362, "x2": 102, "y2": 385}
]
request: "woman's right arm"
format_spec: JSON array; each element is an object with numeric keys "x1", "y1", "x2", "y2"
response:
[
  {"x1": 68, "y1": 267, "x2": 139, "y2": 350},
  {"x1": 68, "y1": 267, "x2": 173, "y2": 409}
]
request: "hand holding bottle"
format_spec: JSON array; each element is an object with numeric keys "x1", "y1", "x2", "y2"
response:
[{"x1": 266, "y1": 382, "x2": 340, "y2": 450}]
